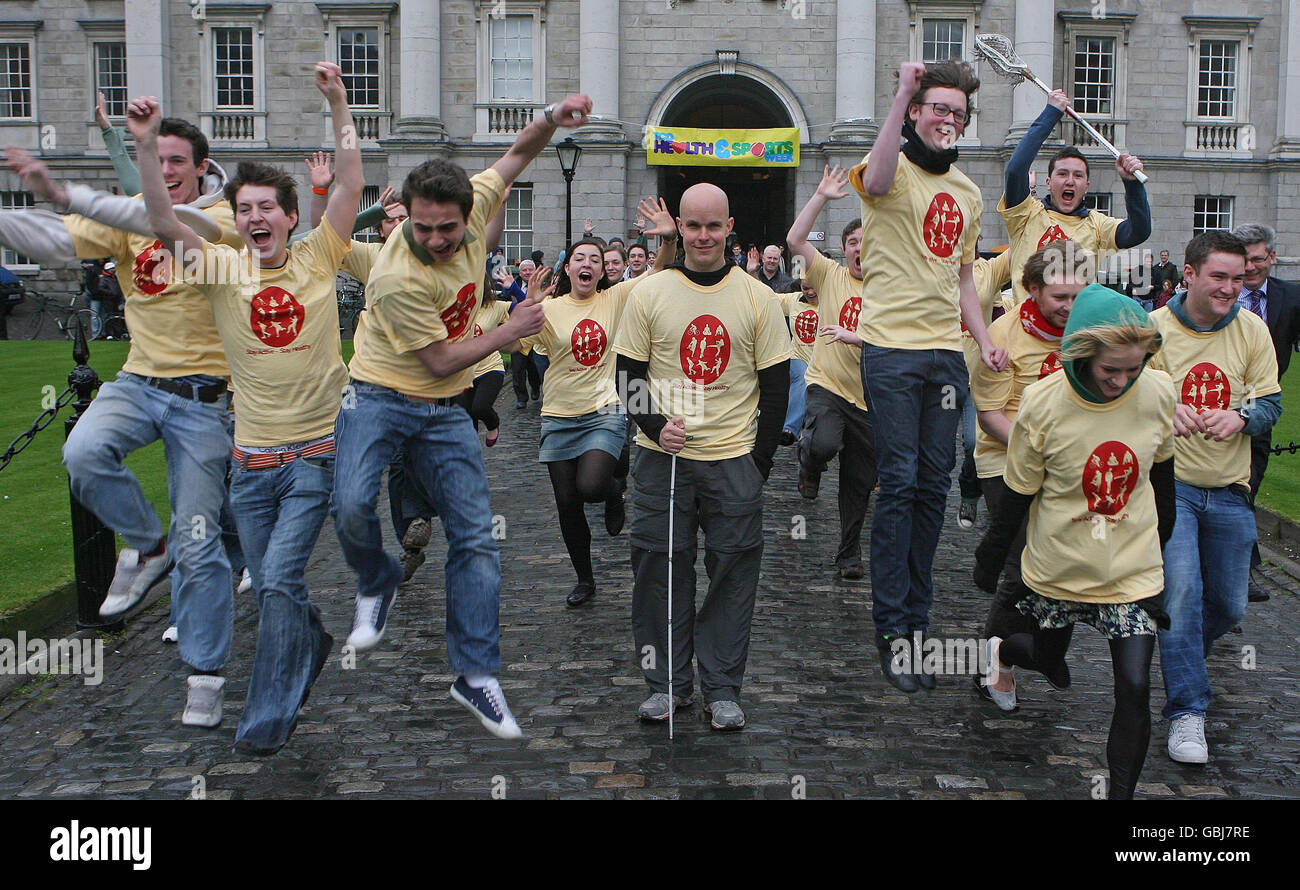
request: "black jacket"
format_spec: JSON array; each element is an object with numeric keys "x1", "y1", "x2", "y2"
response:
[{"x1": 1263, "y1": 276, "x2": 1300, "y2": 379}]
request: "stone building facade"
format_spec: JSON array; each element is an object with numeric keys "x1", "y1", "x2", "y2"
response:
[{"x1": 2, "y1": 0, "x2": 1299, "y2": 296}]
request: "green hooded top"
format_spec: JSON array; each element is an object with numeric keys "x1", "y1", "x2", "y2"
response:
[{"x1": 1060, "y1": 283, "x2": 1159, "y2": 404}]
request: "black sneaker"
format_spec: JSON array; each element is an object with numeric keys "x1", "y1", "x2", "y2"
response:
[
  {"x1": 876, "y1": 635, "x2": 918, "y2": 694},
  {"x1": 450, "y1": 676, "x2": 522, "y2": 739},
  {"x1": 604, "y1": 485, "x2": 626, "y2": 537},
  {"x1": 780, "y1": 430, "x2": 796, "y2": 447},
  {"x1": 566, "y1": 581, "x2": 595, "y2": 607}
]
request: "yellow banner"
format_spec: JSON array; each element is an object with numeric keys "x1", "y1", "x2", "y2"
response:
[{"x1": 646, "y1": 126, "x2": 799, "y2": 167}]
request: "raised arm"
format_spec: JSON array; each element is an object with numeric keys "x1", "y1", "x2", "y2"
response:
[
  {"x1": 490, "y1": 94, "x2": 593, "y2": 188},
  {"x1": 486, "y1": 186, "x2": 511, "y2": 253},
  {"x1": 305, "y1": 151, "x2": 333, "y2": 230},
  {"x1": 788, "y1": 164, "x2": 848, "y2": 274},
  {"x1": 1005, "y1": 93, "x2": 1067, "y2": 207},
  {"x1": 128, "y1": 96, "x2": 203, "y2": 260},
  {"x1": 98, "y1": 91, "x2": 141, "y2": 196},
  {"x1": 637, "y1": 197, "x2": 677, "y2": 272},
  {"x1": 317, "y1": 63, "x2": 363, "y2": 240},
  {"x1": 1113, "y1": 156, "x2": 1151, "y2": 249},
  {"x1": 861, "y1": 62, "x2": 925, "y2": 197}
]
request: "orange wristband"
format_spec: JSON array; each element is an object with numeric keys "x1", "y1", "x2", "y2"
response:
[{"x1": 312, "y1": 187, "x2": 329, "y2": 195}]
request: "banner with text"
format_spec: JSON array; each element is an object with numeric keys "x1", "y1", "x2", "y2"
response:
[{"x1": 646, "y1": 126, "x2": 800, "y2": 167}]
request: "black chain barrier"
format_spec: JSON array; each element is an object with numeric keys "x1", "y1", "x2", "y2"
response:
[
  {"x1": 0, "y1": 385, "x2": 76, "y2": 473},
  {"x1": 1268, "y1": 441, "x2": 1300, "y2": 456}
]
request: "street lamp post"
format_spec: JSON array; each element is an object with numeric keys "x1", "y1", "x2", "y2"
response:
[{"x1": 557, "y1": 137, "x2": 582, "y2": 247}]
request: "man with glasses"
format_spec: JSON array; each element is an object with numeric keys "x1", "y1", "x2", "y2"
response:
[{"x1": 1000, "y1": 90, "x2": 1150, "y2": 306}]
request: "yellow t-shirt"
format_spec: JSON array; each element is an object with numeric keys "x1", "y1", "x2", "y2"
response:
[
  {"x1": 340, "y1": 239, "x2": 382, "y2": 285},
  {"x1": 1147, "y1": 306, "x2": 1281, "y2": 488},
  {"x1": 970, "y1": 306, "x2": 1064, "y2": 479},
  {"x1": 64, "y1": 200, "x2": 243, "y2": 378},
  {"x1": 347, "y1": 169, "x2": 506, "y2": 398},
  {"x1": 521, "y1": 279, "x2": 639, "y2": 418},
  {"x1": 775, "y1": 291, "x2": 819, "y2": 365},
  {"x1": 612, "y1": 267, "x2": 791, "y2": 460},
  {"x1": 998, "y1": 193, "x2": 1121, "y2": 305},
  {"x1": 1005, "y1": 369, "x2": 1175, "y2": 603},
  {"x1": 189, "y1": 217, "x2": 351, "y2": 447},
  {"x1": 848, "y1": 151, "x2": 982, "y2": 351},
  {"x1": 469, "y1": 298, "x2": 510, "y2": 378},
  {"x1": 802, "y1": 253, "x2": 866, "y2": 411},
  {"x1": 961, "y1": 249, "x2": 1013, "y2": 378}
]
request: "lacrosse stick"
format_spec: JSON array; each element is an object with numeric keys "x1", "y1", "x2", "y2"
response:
[
  {"x1": 974, "y1": 33, "x2": 1148, "y2": 184},
  {"x1": 667, "y1": 452, "x2": 676, "y2": 739}
]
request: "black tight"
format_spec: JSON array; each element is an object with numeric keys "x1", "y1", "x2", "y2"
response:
[
  {"x1": 1000, "y1": 628, "x2": 1154, "y2": 800},
  {"x1": 455, "y1": 372, "x2": 505, "y2": 431},
  {"x1": 546, "y1": 449, "x2": 619, "y2": 584}
]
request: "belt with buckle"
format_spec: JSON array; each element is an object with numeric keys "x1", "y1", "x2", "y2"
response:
[
  {"x1": 403, "y1": 393, "x2": 460, "y2": 407},
  {"x1": 145, "y1": 376, "x2": 228, "y2": 403},
  {"x1": 231, "y1": 437, "x2": 336, "y2": 470}
]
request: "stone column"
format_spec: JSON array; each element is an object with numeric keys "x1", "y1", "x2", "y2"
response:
[
  {"x1": 394, "y1": 1, "x2": 446, "y2": 139},
  {"x1": 1273, "y1": 0, "x2": 1300, "y2": 158},
  {"x1": 829, "y1": 0, "x2": 877, "y2": 142},
  {"x1": 125, "y1": 0, "x2": 171, "y2": 107},
  {"x1": 576, "y1": 0, "x2": 623, "y2": 140},
  {"x1": 1005, "y1": 0, "x2": 1055, "y2": 145}
]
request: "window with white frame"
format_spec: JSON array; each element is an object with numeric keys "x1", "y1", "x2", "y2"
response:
[
  {"x1": 0, "y1": 42, "x2": 33, "y2": 119},
  {"x1": 1083, "y1": 193, "x2": 1112, "y2": 215},
  {"x1": 921, "y1": 19, "x2": 965, "y2": 63},
  {"x1": 501, "y1": 185, "x2": 533, "y2": 264},
  {"x1": 490, "y1": 15, "x2": 533, "y2": 102},
  {"x1": 338, "y1": 27, "x2": 380, "y2": 108},
  {"x1": 1073, "y1": 36, "x2": 1114, "y2": 116},
  {"x1": 907, "y1": 3, "x2": 981, "y2": 140},
  {"x1": 1196, "y1": 40, "x2": 1238, "y2": 119},
  {"x1": 475, "y1": 2, "x2": 546, "y2": 138},
  {"x1": 1058, "y1": 12, "x2": 1134, "y2": 151},
  {"x1": 94, "y1": 42, "x2": 128, "y2": 118},
  {"x1": 1193, "y1": 196, "x2": 1234, "y2": 234},
  {"x1": 214, "y1": 27, "x2": 255, "y2": 108},
  {"x1": 0, "y1": 190, "x2": 34, "y2": 266}
]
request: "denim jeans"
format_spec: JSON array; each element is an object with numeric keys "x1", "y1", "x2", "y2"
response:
[
  {"x1": 169, "y1": 464, "x2": 244, "y2": 627},
  {"x1": 958, "y1": 384, "x2": 981, "y2": 500},
  {"x1": 387, "y1": 442, "x2": 437, "y2": 543},
  {"x1": 332, "y1": 380, "x2": 501, "y2": 675},
  {"x1": 783, "y1": 358, "x2": 808, "y2": 434},
  {"x1": 63, "y1": 371, "x2": 233, "y2": 671},
  {"x1": 1159, "y1": 481, "x2": 1256, "y2": 720},
  {"x1": 860, "y1": 346, "x2": 966, "y2": 639},
  {"x1": 230, "y1": 453, "x2": 335, "y2": 751}
]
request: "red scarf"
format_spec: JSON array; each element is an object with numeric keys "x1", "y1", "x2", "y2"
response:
[{"x1": 1020, "y1": 298, "x2": 1064, "y2": 342}]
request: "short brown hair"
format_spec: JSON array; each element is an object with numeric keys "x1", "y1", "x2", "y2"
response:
[
  {"x1": 604, "y1": 243, "x2": 628, "y2": 263},
  {"x1": 225, "y1": 162, "x2": 299, "y2": 232},
  {"x1": 1020, "y1": 239, "x2": 1091, "y2": 293},
  {"x1": 841, "y1": 218, "x2": 863, "y2": 246},
  {"x1": 1048, "y1": 146, "x2": 1090, "y2": 178},
  {"x1": 158, "y1": 117, "x2": 209, "y2": 165},
  {"x1": 1184, "y1": 230, "x2": 1247, "y2": 273},
  {"x1": 402, "y1": 159, "x2": 473, "y2": 220},
  {"x1": 908, "y1": 60, "x2": 980, "y2": 121}
]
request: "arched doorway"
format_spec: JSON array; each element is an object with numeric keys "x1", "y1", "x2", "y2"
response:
[{"x1": 653, "y1": 71, "x2": 800, "y2": 253}]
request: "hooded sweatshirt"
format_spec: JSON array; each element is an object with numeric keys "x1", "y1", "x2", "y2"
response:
[{"x1": 1060, "y1": 283, "x2": 1155, "y2": 403}]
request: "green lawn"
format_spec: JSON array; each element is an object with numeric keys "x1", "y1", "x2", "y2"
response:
[{"x1": 1255, "y1": 360, "x2": 1300, "y2": 519}]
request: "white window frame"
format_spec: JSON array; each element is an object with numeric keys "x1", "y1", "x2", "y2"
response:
[
  {"x1": 78, "y1": 20, "x2": 126, "y2": 154},
  {"x1": 315, "y1": 3, "x2": 396, "y2": 144},
  {"x1": 1193, "y1": 195, "x2": 1235, "y2": 235},
  {"x1": 1083, "y1": 193, "x2": 1112, "y2": 215},
  {"x1": 1058, "y1": 12, "x2": 1135, "y2": 159},
  {"x1": 0, "y1": 189, "x2": 37, "y2": 270},
  {"x1": 1183, "y1": 16, "x2": 1259, "y2": 158},
  {"x1": 501, "y1": 184, "x2": 534, "y2": 264},
  {"x1": 907, "y1": 1, "x2": 982, "y2": 145},
  {"x1": 196, "y1": 4, "x2": 270, "y2": 147},
  {"x1": 474, "y1": 1, "x2": 547, "y2": 142}
]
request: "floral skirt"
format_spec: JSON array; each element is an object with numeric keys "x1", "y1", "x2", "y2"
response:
[{"x1": 1015, "y1": 591, "x2": 1156, "y2": 639}]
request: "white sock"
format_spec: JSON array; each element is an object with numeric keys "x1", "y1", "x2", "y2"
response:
[{"x1": 464, "y1": 673, "x2": 495, "y2": 689}]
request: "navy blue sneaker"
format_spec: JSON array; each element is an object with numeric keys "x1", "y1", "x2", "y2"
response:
[
  {"x1": 450, "y1": 676, "x2": 522, "y2": 739},
  {"x1": 346, "y1": 589, "x2": 396, "y2": 651}
]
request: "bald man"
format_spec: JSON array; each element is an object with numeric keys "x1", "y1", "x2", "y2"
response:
[{"x1": 613, "y1": 183, "x2": 791, "y2": 730}]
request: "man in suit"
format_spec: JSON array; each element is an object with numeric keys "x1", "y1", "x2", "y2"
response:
[
  {"x1": 1153, "y1": 249, "x2": 1181, "y2": 291},
  {"x1": 1232, "y1": 223, "x2": 1300, "y2": 600}
]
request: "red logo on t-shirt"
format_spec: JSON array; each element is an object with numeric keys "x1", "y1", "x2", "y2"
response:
[
  {"x1": 838, "y1": 296, "x2": 862, "y2": 332},
  {"x1": 472, "y1": 323, "x2": 483, "y2": 338},
  {"x1": 922, "y1": 193, "x2": 965, "y2": 258},
  {"x1": 1037, "y1": 225, "x2": 1068, "y2": 249},
  {"x1": 1181, "y1": 362, "x2": 1231, "y2": 413},
  {"x1": 133, "y1": 240, "x2": 170, "y2": 296},
  {"x1": 571, "y1": 318, "x2": 608, "y2": 367},
  {"x1": 1082, "y1": 440, "x2": 1139, "y2": 516},
  {"x1": 794, "y1": 308, "x2": 818, "y2": 345},
  {"x1": 441, "y1": 282, "x2": 477, "y2": 339},
  {"x1": 1039, "y1": 351, "x2": 1063, "y2": 379},
  {"x1": 249, "y1": 286, "x2": 305, "y2": 347},
  {"x1": 680, "y1": 314, "x2": 730, "y2": 384}
]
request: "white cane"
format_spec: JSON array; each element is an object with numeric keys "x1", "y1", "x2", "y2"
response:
[{"x1": 667, "y1": 451, "x2": 677, "y2": 740}]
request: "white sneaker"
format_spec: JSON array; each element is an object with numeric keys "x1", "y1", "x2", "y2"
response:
[
  {"x1": 450, "y1": 676, "x2": 522, "y2": 739},
  {"x1": 100, "y1": 546, "x2": 172, "y2": 618},
  {"x1": 237, "y1": 567, "x2": 252, "y2": 594},
  {"x1": 346, "y1": 589, "x2": 397, "y2": 652},
  {"x1": 958, "y1": 498, "x2": 978, "y2": 529},
  {"x1": 985, "y1": 636, "x2": 1017, "y2": 712},
  {"x1": 182, "y1": 675, "x2": 225, "y2": 727},
  {"x1": 1167, "y1": 713, "x2": 1209, "y2": 764},
  {"x1": 161, "y1": 626, "x2": 178, "y2": 644}
]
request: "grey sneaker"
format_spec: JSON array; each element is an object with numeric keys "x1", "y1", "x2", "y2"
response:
[
  {"x1": 402, "y1": 518, "x2": 432, "y2": 551},
  {"x1": 958, "y1": 497, "x2": 978, "y2": 529},
  {"x1": 1167, "y1": 713, "x2": 1209, "y2": 764},
  {"x1": 100, "y1": 546, "x2": 173, "y2": 618},
  {"x1": 182, "y1": 675, "x2": 225, "y2": 727},
  {"x1": 638, "y1": 691, "x2": 692, "y2": 722},
  {"x1": 706, "y1": 699, "x2": 746, "y2": 731}
]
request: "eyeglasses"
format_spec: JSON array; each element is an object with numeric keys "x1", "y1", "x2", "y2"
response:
[{"x1": 919, "y1": 102, "x2": 969, "y2": 125}]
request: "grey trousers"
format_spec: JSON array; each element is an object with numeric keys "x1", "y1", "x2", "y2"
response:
[
  {"x1": 629, "y1": 448, "x2": 765, "y2": 703},
  {"x1": 799, "y1": 383, "x2": 878, "y2": 568}
]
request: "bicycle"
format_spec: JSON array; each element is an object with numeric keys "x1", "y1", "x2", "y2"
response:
[
  {"x1": 20, "y1": 289, "x2": 101, "y2": 341},
  {"x1": 337, "y1": 272, "x2": 365, "y2": 339}
]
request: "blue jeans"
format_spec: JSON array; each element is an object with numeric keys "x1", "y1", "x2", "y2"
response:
[
  {"x1": 1159, "y1": 481, "x2": 1255, "y2": 720},
  {"x1": 332, "y1": 381, "x2": 501, "y2": 675},
  {"x1": 783, "y1": 358, "x2": 808, "y2": 434},
  {"x1": 63, "y1": 371, "x2": 233, "y2": 671},
  {"x1": 861, "y1": 346, "x2": 966, "y2": 639},
  {"x1": 230, "y1": 453, "x2": 335, "y2": 751},
  {"x1": 957, "y1": 383, "x2": 981, "y2": 500}
]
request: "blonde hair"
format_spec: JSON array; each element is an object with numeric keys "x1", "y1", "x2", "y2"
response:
[{"x1": 1060, "y1": 322, "x2": 1162, "y2": 363}]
